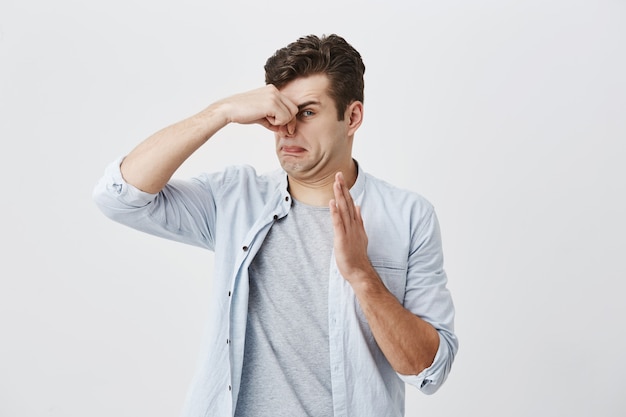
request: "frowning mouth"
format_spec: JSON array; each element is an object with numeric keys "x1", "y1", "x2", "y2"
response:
[{"x1": 280, "y1": 146, "x2": 307, "y2": 155}]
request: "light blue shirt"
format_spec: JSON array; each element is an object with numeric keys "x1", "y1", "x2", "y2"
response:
[{"x1": 93, "y1": 158, "x2": 458, "y2": 417}]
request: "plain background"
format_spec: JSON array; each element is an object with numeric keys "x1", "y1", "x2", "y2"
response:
[{"x1": 1, "y1": 0, "x2": 625, "y2": 416}]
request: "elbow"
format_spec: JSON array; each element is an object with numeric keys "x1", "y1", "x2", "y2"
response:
[
  {"x1": 397, "y1": 330, "x2": 458, "y2": 394},
  {"x1": 91, "y1": 181, "x2": 136, "y2": 223}
]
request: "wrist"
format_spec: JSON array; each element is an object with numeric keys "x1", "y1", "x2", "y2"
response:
[
  {"x1": 199, "y1": 102, "x2": 231, "y2": 128},
  {"x1": 344, "y1": 265, "x2": 383, "y2": 291}
]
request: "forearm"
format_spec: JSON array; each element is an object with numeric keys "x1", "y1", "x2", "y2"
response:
[
  {"x1": 329, "y1": 173, "x2": 440, "y2": 375},
  {"x1": 121, "y1": 105, "x2": 228, "y2": 194},
  {"x1": 351, "y1": 270, "x2": 440, "y2": 376},
  {"x1": 120, "y1": 85, "x2": 299, "y2": 194}
]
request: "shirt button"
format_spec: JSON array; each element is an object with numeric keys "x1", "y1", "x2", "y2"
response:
[
  {"x1": 228, "y1": 385, "x2": 232, "y2": 391},
  {"x1": 228, "y1": 291, "x2": 231, "y2": 297},
  {"x1": 285, "y1": 196, "x2": 290, "y2": 202},
  {"x1": 273, "y1": 214, "x2": 278, "y2": 220},
  {"x1": 226, "y1": 339, "x2": 230, "y2": 344},
  {"x1": 242, "y1": 246, "x2": 248, "y2": 251}
]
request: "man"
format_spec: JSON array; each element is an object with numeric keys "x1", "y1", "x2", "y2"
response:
[{"x1": 93, "y1": 34, "x2": 458, "y2": 417}]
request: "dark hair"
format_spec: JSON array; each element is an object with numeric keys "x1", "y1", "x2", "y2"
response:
[{"x1": 264, "y1": 34, "x2": 365, "y2": 121}]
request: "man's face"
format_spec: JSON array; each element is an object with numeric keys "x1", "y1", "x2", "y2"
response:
[{"x1": 275, "y1": 74, "x2": 355, "y2": 182}]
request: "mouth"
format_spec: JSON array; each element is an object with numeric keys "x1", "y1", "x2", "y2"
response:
[{"x1": 280, "y1": 146, "x2": 307, "y2": 155}]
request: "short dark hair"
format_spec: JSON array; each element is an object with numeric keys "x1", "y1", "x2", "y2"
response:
[{"x1": 264, "y1": 34, "x2": 365, "y2": 121}]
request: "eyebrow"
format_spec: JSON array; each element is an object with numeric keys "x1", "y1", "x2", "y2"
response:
[{"x1": 297, "y1": 100, "x2": 321, "y2": 111}]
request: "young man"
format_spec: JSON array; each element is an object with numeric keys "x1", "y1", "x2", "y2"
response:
[{"x1": 93, "y1": 34, "x2": 458, "y2": 417}]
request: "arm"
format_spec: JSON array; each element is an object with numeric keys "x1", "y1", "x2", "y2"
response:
[
  {"x1": 329, "y1": 172, "x2": 440, "y2": 375},
  {"x1": 120, "y1": 85, "x2": 299, "y2": 194}
]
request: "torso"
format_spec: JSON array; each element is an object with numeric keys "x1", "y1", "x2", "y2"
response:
[{"x1": 234, "y1": 199, "x2": 334, "y2": 417}]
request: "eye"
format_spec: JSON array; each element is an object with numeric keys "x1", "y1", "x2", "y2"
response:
[{"x1": 299, "y1": 110, "x2": 314, "y2": 118}]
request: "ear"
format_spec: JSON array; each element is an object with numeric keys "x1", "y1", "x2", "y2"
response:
[{"x1": 345, "y1": 101, "x2": 364, "y2": 136}]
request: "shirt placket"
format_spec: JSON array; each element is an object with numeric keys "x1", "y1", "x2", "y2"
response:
[
  {"x1": 227, "y1": 189, "x2": 293, "y2": 415},
  {"x1": 328, "y1": 254, "x2": 348, "y2": 417}
]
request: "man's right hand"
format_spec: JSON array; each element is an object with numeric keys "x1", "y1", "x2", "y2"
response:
[
  {"x1": 120, "y1": 85, "x2": 297, "y2": 194},
  {"x1": 210, "y1": 85, "x2": 299, "y2": 135}
]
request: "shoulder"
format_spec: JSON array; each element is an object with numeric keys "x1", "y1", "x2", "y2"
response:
[
  {"x1": 193, "y1": 164, "x2": 283, "y2": 186},
  {"x1": 361, "y1": 170, "x2": 434, "y2": 215},
  {"x1": 357, "y1": 169, "x2": 443, "y2": 266},
  {"x1": 190, "y1": 164, "x2": 286, "y2": 198}
]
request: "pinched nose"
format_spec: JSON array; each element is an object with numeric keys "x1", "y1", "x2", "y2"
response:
[{"x1": 278, "y1": 119, "x2": 297, "y2": 138}]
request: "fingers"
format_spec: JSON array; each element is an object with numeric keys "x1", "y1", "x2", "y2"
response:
[
  {"x1": 329, "y1": 197, "x2": 344, "y2": 234},
  {"x1": 219, "y1": 85, "x2": 298, "y2": 132},
  {"x1": 331, "y1": 172, "x2": 362, "y2": 239},
  {"x1": 286, "y1": 117, "x2": 297, "y2": 135},
  {"x1": 330, "y1": 172, "x2": 369, "y2": 279},
  {"x1": 267, "y1": 93, "x2": 298, "y2": 127},
  {"x1": 263, "y1": 85, "x2": 298, "y2": 133},
  {"x1": 333, "y1": 172, "x2": 356, "y2": 220}
]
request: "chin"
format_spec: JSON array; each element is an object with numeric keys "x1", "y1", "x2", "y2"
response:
[{"x1": 281, "y1": 162, "x2": 306, "y2": 173}]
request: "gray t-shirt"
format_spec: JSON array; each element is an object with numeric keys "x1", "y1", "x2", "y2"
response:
[{"x1": 234, "y1": 199, "x2": 334, "y2": 417}]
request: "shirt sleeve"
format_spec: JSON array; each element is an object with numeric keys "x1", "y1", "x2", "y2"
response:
[
  {"x1": 92, "y1": 156, "x2": 218, "y2": 250},
  {"x1": 397, "y1": 208, "x2": 459, "y2": 394}
]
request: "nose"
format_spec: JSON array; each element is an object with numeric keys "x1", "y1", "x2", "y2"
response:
[{"x1": 278, "y1": 120, "x2": 296, "y2": 138}]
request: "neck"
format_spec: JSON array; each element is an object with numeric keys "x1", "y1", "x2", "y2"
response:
[{"x1": 287, "y1": 160, "x2": 357, "y2": 207}]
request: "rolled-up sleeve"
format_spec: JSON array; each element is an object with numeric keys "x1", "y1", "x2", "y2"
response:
[
  {"x1": 93, "y1": 156, "x2": 158, "y2": 209},
  {"x1": 397, "y1": 208, "x2": 459, "y2": 394},
  {"x1": 92, "y1": 156, "x2": 217, "y2": 250},
  {"x1": 397, "y1": 330, "x2": 457, "y2": 394}
]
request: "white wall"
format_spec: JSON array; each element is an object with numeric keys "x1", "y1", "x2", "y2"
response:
[{"x1": 1, "y1": 0, "x2": 624, "y2": 416}]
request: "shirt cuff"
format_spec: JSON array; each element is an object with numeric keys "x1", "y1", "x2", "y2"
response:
[
  {"x1": 396, "y1": 332, "x2": 452, "y2": 395},
  {"x1": 101, "y1": 156, "x2": 158, "y2": 207}
]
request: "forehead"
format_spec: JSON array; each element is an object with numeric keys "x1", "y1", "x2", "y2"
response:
[{"x1": 278, "y1": 74, "x2": 332, "y2": 105}]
